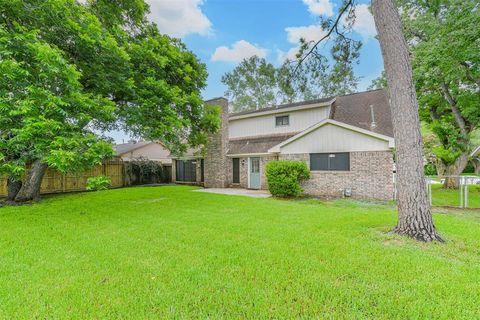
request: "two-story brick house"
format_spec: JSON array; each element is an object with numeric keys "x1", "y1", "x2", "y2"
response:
[{"x1": 172, "y1": 89, "x2": 395, "y2": 200}]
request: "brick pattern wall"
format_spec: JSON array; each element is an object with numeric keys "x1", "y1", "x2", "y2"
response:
[
  {"x1": 279, "y1": 151, "x2": 394, "y2": 200},
  {"x1": 204, "y1": 98, "x2": 229, "y2": 188},
  {"x1": 227, "y1": 157, "x2": 248, "y2": 188},
  {"x1": 227, "y1": 155, "x2": 277, "y2": 189},
  {"x1": 260, "y1": 155, "x2": 277, "y2": 190}
]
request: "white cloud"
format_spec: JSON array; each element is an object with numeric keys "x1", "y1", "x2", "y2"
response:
[
  {"x1": 302, "y1": 0, "x2": 334, "y2": 17},
  {"x1": 147, "y1": 0, "x2": 212, "y2": 38},
  {"x1": 211, "y1": 40, "x2": 268, "y2": 62},
  {"x1": 343, "y1": 4, "x2": 377, "y2": 39},
  {"x1": 278, "y1": 25, "x2": 328, "y2": 63},
  {"x1": 276, "y1": 47, "x2": 301, "y2": 64},
  {"x1": 285, "y1": 25, "x2": 329, "y2": 45}
]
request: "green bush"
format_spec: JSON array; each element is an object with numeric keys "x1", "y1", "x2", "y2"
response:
[
  {"x1": 86, "y1": 176, "x2": 111, "y2": 191},
  {"x1": 266, "y1": 160, "x2": 310, "y2": 197},
  {"x1": 424, "y1": 163, "x2": 437, "y2": 176}
]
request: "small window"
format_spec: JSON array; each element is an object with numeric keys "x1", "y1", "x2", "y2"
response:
[
  {"x1": 310, "y1": 153, "x2": 350, "y2": 171},
  {"x1": 275, "y1": 115, "x2": 289, "y2": 126}
]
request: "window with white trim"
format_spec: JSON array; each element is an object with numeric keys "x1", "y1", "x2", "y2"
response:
[
  {"x1": 275, "y1": 115, "x2": 289, "y2": 126},
  {"x1": 310, "y1": 153, "x2": 350, "y2": 171}
]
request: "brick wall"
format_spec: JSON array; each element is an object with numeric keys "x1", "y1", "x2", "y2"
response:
[
  {"x1": 204, "y1": 98, "x2": 229, "y2": 188},
  {"x1": 227, "y1": 157, "x2": 248, "y2": 188},
  {"x1": 226, "y1": 155, "x2": 277, "y2": 189},
  {"x1": 279, "y1": 151, "x2": 394, "y2": 200}
]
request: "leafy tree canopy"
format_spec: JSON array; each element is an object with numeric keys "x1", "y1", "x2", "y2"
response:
[
  {"x1": 0, "y1": 0, "x2": 219, "y2": 200},
  {"x1": 398, "y1": 0, "x2": 480, "y2": 178},
  {"x1": 222, "y1": 37, "x2": 361, "y2": 112}
]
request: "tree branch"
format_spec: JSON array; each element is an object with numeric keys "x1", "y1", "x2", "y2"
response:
[
  {"x1": 294, "y1": 0, "x2": 354, "y2": 74},
  {"x1": 440, "y1": 82, "x2": 468, "y2": 136},
  {"x1": 460, "y1": 62, "x2": 480, "y2": 89}
]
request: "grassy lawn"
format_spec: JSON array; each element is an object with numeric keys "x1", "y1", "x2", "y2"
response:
[
  {"x1": 432, "y1": 184, "x2": 480, "y2": 208},
  {"x1": 1, "y1": 186, "x2": 480, "y2": 318}
]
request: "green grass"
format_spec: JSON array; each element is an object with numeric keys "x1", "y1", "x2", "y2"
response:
[
  {"x1": 1, "y1": 186, "x2": 480, "y2": 319},
  {"x1": 432, "y1": 184, "x2": 480, "y2": 208}
]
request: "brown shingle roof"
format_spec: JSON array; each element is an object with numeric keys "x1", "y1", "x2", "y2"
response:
[
  {"x1": 228, "y1": 133, "x2": 297, "y2": 155},
  {"x1": 229, "y1": 96, "x2": 334, "y2": 117},
  {"x1": 330, "y1": 89, "x2": 393, "y2": 137}
]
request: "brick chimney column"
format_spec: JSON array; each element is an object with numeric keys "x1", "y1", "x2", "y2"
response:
[{"x1": 204, "y1": 97, "x2": 229, "y2": 188}]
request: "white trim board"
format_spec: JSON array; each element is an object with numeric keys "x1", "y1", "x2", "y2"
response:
[{"x1": 227, "y1": 153, "x2": 271, "y2": 158}]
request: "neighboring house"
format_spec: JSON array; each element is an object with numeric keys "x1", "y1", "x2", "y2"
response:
[
  {"x1": 114, "y1": 140, "x2": 172, "y2": 165},
  {"x1": 172, "y1": 89, "x2": 396, "y2": 200}
]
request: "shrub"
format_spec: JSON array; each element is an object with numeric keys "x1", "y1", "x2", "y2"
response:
[
  {"x1": 86, "y1": 176, "x2": 111, "y2": 191},
  {"x1": 266, "y1": 160, "x2": 310, "y2": 197},
  {"x1": 424, "y1": 163, "x2": 437, "y2": 176},
  {"x1": 124, "y1": 157, "x2": 168, "y2": 185}
]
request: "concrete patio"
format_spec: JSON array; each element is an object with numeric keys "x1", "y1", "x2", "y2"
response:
[{"x1": 192, "y1": 188, "x2": 271, "y2": 198}]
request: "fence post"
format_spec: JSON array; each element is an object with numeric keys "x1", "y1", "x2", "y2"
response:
[
  {"x1": 62, "y1": 173, "x2": 66, "y2": 193},
  {"x1": 427, "y1": 177, "x2": 432, "y2": 206},
  {"x1": 459, "y1": 176, "x2": 463, "y2": 208},
  {"x1": 464, "y1": 178, "x2": 469, "y2": 209}
]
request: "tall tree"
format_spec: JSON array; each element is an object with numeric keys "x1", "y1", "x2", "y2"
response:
[
  {"x1": 371, "y1": 0, "x2": 442, "y2": 241},
  {"x1": 222, "y1": 37, "x2": 361, "y2": 112},
  {"x1": 0, "y1": 0, "x2": 219, "y2": 202},
  {"x1": 399, "y1": 0, "x2": 480, "y2": 187},
  {"x1": 221, "y1": 56, "x2": 278, "y2": 112},
  {"x1": 296, "y1": 0, "x2": 442, "y2": 241},
  {"x1": 0, "y1": 26, "x2": 115, "y2": 201}
]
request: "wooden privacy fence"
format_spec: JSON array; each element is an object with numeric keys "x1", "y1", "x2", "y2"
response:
[{"x1": 0, "y1": 160, "x2": 124, "y2": 197}]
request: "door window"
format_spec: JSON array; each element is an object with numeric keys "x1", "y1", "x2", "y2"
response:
[{"x1": 251, "y1": 158, "x2": 260, "y2": 173}]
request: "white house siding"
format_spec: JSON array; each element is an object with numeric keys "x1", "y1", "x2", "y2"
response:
[
  {"x1": 229, "y1": 106, "x2": 331, "y2": 139},
  {"x1": 278, "y1": 123, "x2": 390, "y2": 154}
]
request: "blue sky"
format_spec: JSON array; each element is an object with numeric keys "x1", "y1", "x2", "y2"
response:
[{"x1": 111, "y1": 0, "x2": 385, "y2": 142}]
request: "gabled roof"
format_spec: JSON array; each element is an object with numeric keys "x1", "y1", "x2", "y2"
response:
[
  {"x1": 228, "y1": 133, "x2": 297, "y2": 155},
  {"x1": 268, "y1": 119, "x2": 395, "y2": 153},
  {"x1": 330, "y1": 89, "x2": 393, "y2": 137},
  {"x1": 114, "y1": 141, "x2": 153, "y2": 155}
]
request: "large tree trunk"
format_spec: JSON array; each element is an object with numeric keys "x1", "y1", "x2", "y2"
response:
[
  {"x1": 6, "y1": 176, "x2": 22, "y2": 202},
  {"x1": 372, "y1": 0, "x2": 442, "y2": 242},
  {"x1": 15, "y1": 160, "x2": 48, "y2": 202},
  {"x1": 438, "y1": 152, "x2": 469, "y2": 188}
]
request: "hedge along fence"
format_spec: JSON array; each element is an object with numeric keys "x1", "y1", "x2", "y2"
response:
[
  {"x1": 0, "y1": 160, "x2": 124, "y2": 197},
  {"x1": 124, "y1": 157, "x2": 172, "y2": 186}
]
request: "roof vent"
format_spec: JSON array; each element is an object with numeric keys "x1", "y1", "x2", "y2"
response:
[{"x1": 370, "y1": 105, "x2": 377, "y2": 130}]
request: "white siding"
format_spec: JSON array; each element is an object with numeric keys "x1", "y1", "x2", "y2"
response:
[
  {"x1": 279, "y1": 123, "x2": 390, "y2": 154},
  {"x1": 229, "y1": 106, "x2": 330, "y2": 139}
]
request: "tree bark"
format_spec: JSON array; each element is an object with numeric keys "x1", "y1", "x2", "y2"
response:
[
  {"x1": 6, "y1": 176, "x2": 22, "y2": 202},
  {"x1": 14, "y1": 160, "x2": 48, "y2": 202},
  {"x1": 372, "y1": 0, "x2": 442, "y2": 242}
]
